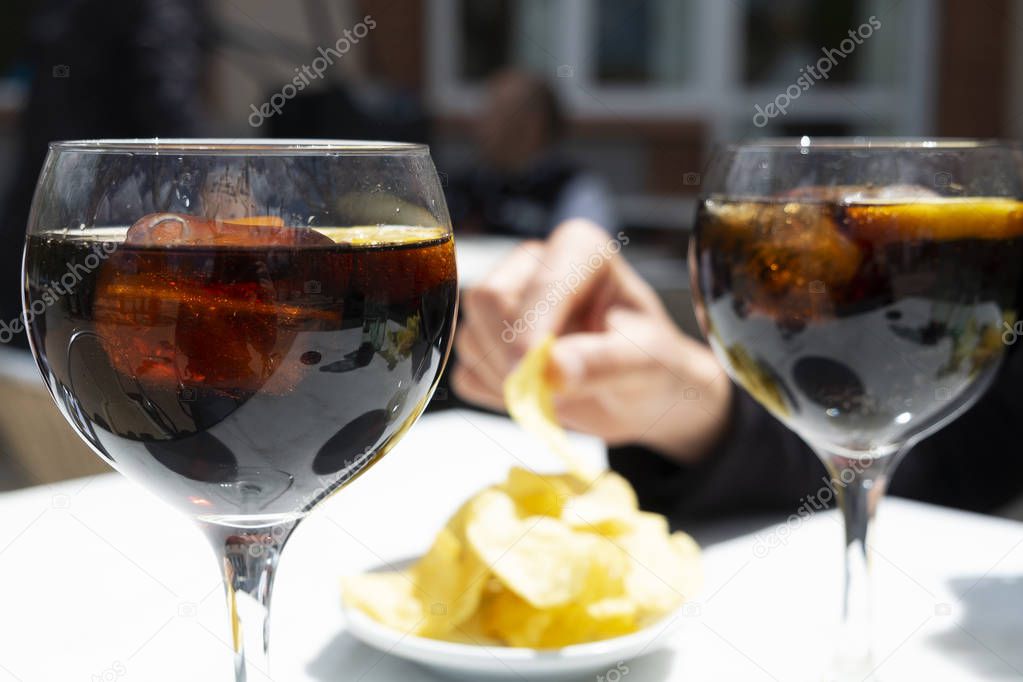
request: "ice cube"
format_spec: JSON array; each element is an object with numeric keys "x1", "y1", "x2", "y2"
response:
[
  {"x1": 840, "y1": 184, "x2": 941, "y2": 204},
  {"x1": 702, "y1": 200, "x2": 862, "y2": 320},
  {"x1": 124, "y1": 213, "x2": 332, "y2": 247},
  {"x1": 783, "y1": 184, "x2": 940, "y2": 204},
  {"x1": 96, "y1": 213, "x2": 339, "y2": 397}
]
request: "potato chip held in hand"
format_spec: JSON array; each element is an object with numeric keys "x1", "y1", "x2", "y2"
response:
[{"x1": 503, "y1": 334, "x2": 599, "y2": 483}]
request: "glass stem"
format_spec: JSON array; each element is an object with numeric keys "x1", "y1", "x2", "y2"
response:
[
  {"x1": 200, "y1": 519, "x2": 299, "y2": 682},
  {"x1": 818, "y1": 450, "x2": 892, "y2": 677}
]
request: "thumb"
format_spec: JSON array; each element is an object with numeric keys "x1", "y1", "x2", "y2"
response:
[
  {"x1": 547, "y1": 326, "x2": 653, "y2": 394},
  {"x1": 520, "y1": 219, "x2": 617, "y2": 340}
]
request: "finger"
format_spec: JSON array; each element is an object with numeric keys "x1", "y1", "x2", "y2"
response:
[
  {"x1": 553, "y1": 395, "x2": 633, "y2": 444},
  {"x1": 450, "y1": 363, "x2": 505, "y2": 412},
  {"x1": 552, "y1": 393, "x2": 606, "y2": 435},
  {"x1": 461, "y1": 240, "x2": 546, "y2": 368},
  {"x1": 517, "y1": 219, "x2": 619, "y2": 341},
  {"x1": 604, "y1": 246, "x2": 665, "y2": 314},
  {"x1": 453, "y1": 322, "x2": 506, "y2": 394},
  {"x1": 483, "y1": 239, "x2": 545, "y2": 296},
  {"x1": 456, "y1": 299, "x2": 523, "y2": 384},
  {"x1": 546, "y1": 320, "x2": 656, "y2": 392}
]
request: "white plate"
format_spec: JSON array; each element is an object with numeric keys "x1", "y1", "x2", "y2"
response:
[{"x1": 342, "y1": 579, "x2": 687, "y2": 681}]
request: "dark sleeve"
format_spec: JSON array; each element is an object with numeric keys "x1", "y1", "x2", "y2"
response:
[
  {"x1": 610, "y1": 347, "x2": 1023, "y2": 522},
  {"x1": 608, "y1": 390, "x2": 827, "y2": 524}
]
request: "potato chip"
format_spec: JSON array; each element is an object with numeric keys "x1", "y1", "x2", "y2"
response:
[
  {"x1": 342, "y1": 571, "x2": 423, "y2": 634},
  {"x1": 500, "y1": 466, "x2": 575, "y2": 517},
  {"x1": 561, "y1": 472, "x2": 638, "y2": 535},
  {"x1": 440, "y1": 608, "x2": 503, "y2": 646},
  {"x1": 343, "y1": 492, "x2": 492, "y2": 638},
  {"x1": 480, "y1": 587, "x2": 556, "y2": 647},
  {"x1": 465, "y1": 490, "x2": 592, "y2": 609},
  {"x1": 479, "y1": 540, "x2": 635, "y2": 649},
  {"x1": 475, "y1": 521, "x2": 635, "y2": 648},
  {"x1": 497, "y1": 466, "x2": 639, "y2": 535},
  {"x1": 540, "y1": 596, "x2": 638, "y2": 648},
  {"x1": 503, "y1": 335, "x2": 598, "y2": 483},
  {"x1": 620, "y1": 510, "x2": 671, "y2": 537},
  {"x1": 481, "y1": 587, "x2": 638, "y2": 648},
  {"x1": 616, "y1": 515, "x2": 702, "y2": 619},
  {"x1": 576, "y1": 533, "x2": 631, "y2": 601},
  {"x1": 414, "y1": 526, "x2": 489, "y2": 637}
]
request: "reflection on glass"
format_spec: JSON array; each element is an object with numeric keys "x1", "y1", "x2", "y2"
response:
[{"x1": 690, "y1": 140, "x2": 1023, "y2": 678}]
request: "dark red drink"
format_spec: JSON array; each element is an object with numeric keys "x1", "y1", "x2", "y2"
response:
[
  {"x1": 692, "y1": 197, "x2": 1023, "y2": 453},
  {"x1": 25, "y1": 220, "x2": 457, "y2": 522}
]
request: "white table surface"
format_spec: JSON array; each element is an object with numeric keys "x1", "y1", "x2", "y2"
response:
[
  {"x1": 453, "y1": 236, "x2": 522, "y2": 288},
  {"x1": 0, "y1": 409, "x2": 1021, "y2": 682}
]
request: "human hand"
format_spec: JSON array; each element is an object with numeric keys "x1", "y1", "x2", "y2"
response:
[{"x1": 452, "y1": 219, "x2": 732, "y2": 463}]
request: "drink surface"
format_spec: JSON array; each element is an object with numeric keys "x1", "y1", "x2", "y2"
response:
[
  {"x1": 25, "y1": 223, "x2": 457, "y2": 522},
  {"x1": 692, "y1": 196, "x2": 1023, "y2": 454}
]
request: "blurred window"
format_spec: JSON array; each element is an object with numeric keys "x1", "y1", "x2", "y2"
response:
[
  {"x1": 594, "y1": 0, "x2": 699, "y2": 85},
  {"x1": 430, "y1": 0, "x2": 935, "y2": 139},
  {"x1": 459, "y1": 0, "x2": 511, "y2": 81},
  {"x1": 458, "y1": 0, "x2": 560, "y2": 81},
  {"x1": 744, "y1": 0, "x2": 861, "y2": 85}
]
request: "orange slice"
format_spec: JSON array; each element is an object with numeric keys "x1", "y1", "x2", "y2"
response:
[{"x1": 846, "y1": 198, "x2": 1023, "y2": 243}]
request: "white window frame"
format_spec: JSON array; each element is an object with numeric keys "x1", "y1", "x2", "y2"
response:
[{"x1": 426, "y1": 0, "x2": 937, "y2": 141}]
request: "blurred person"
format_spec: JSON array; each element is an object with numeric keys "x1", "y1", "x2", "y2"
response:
[
  {"x1": 0, "y1": 0, "x2": 208, "y2": 350},
  {"x1": 451, "y1": 219, "x2": 1023, "y2": 522},
  {"x1": 263, "y1": 5, "x2": 428, "y2": 144},
  {"x1": 267, "y1": 82, "x2": 428, "y2": 144},
  {"x1": 446, "y1": 70, "x2": 615, "y2": 238}
]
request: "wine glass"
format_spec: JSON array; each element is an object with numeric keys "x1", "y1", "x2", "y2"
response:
[
  {"x1": 21, "y1": 139, "x2": 458, "y2": 680},
  {"x1": 689, "y1": 138, "x2": 1023, "y2": 677}
]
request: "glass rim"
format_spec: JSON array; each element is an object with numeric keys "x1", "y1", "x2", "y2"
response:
[
  {"x1": 48, "y1": 138, "x2": 429, "y2": 155},
  {"x1": 728, "y1": 137, "x2": 1012, "y2": 152}
]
